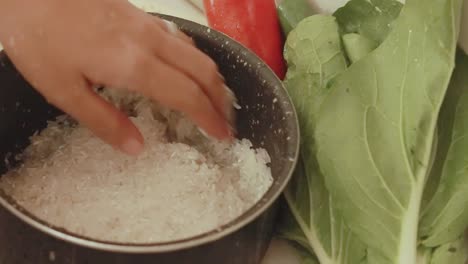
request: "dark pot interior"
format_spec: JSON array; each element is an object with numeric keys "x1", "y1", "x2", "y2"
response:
[{"x1": 0, "y1": 14, "x2": 299, "y2": 264}]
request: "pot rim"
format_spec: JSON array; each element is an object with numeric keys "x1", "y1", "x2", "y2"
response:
[{"x1": 0, "y1": 14, "x2": 300, "y2": 254}]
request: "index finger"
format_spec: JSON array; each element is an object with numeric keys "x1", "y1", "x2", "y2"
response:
[{"x1": 149, "y1": 26, "x2": 237, "y2": 127}]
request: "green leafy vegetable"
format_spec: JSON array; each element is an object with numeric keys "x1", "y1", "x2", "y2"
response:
[
  {"x1": 314, "y1": 0, "x2": 463, "y2": 262},
  {"x1": 419, "y1": 51, "x2": 468, "y2": 247},
  {"x1": 279, "y1": 226, "x2": 320, "y2": 264},
  {"x1": 333, "y1": 0, "x2": 403, "y2": 64},
  {"x1": 277, "y1": 0, "x2": 315, "y2": 36},
  {"x1": 334, "y1": 0, "x2": 403, "y2": 43},
  {"x1": 280, "y1": 14, "x2": 366, "y2": 264},
  {"x1": 416, "y1": 237, "x2": 468, "y2": 264},
  {"x1": 416, "y1": 247, "x2": 433, "y2": 264},
  {"x1": 282, "y1": 15, "x2": 348, "y2": 116},
  {"x1": 430, "y1": 237, "x2": 468, "y2": 264},
  {"x1": 279, "y1": 0, "x2": 468, "y2": 263},
  {"x1": 281, "y1": 160, "x2": 366, "y2": 264},
  {"x1": 342, "y1": 33, "x2": 378, "y2": 63}
]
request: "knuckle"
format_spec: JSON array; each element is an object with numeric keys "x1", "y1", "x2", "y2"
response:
[
  {"x1": 205, "y1": 60, "x2": 222, "y2": 91},
  {"x1": 182, "y1": 84, "x2": 205, "y2": 111},
  {"x1": 156, "y1": 34, "x2": 172, "y2": 53},
  {"x1": 208, "y1": 68, "x2": 221, "y2": 88},
  {"x1": 85, "y1": 111, "x2": 125, "y2": 145},
  {"x1": 117, "y1": 50, "x2": 150, "y2": 88},
  {"x1": 128, "y1": 15, "x2": 155, "y2": 38},
  {"x1": 104, "y1": 113, "x2": 126, "y2": 134},
  {"x1": 139, "y1": 20, "x2": 158, "y2": 38},
  {"x1": 133, "y1": 53, "x2": 152, "y2": 74},
  {"x1": 205, "y1": 58, "x2": 219, "y2": 74}
]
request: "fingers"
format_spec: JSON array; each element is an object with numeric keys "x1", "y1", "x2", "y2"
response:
[
  {"x1": 79, "y1": 13, "x2": 235, "y2": 143},
  {"x1": 46, "y1": 77, "x2": 144, "y2": 156},
  {"x1": 125, "y1": 52, "x2": 232, "y2": 140},
  {"x1": 150, "y1": 25, "x2": 236, "y2": 126},
  {"x1": 153, "y1": 17, "x2": 194, "y2": 45}
]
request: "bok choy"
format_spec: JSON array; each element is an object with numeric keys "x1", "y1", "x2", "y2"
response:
[{"x1": 279, "y1": 0, "x2": 468, "y2": 263}]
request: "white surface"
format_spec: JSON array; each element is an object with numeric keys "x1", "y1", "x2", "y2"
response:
[
  {"x1": 187, "y1": 0, "x2": 205, "y2": 11},
  {"x1": 129, "y1": 0, "x2": 206, "y2": 25},
  {"x1": 0, "y1": 0, "x2": 206, "y2": 50},
  {"x1": 262, "y1": 239, "x2": 302, "y2": 264}
]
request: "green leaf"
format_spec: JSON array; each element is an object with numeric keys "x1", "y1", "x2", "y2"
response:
[
  {"x1": 283, "y1": 15, "x2": 348, "y2": 119},
  {"x1": 279, "y1": 197, "x2": 316, "y2": 254},
  {"x1": 280, "y1": 14, "x2": 366, "y2": 264},
  {"x1": 334, "y1": 0, "x2": 403, "y2": 43},
  {"x1": 342, "y1": 33, "x2": 378, "y2": 63},
  {"x1": 313, "y1": 0, "x2": 463, "y2": 263},
  {"x1": 282, "y1": 159, "x2": 366, "y2": 264},
  {"x1": 416, "y1": 247, "x2": 433, "y2": 264},
  {"x1": 334, "y1": 0, "x2": 403, "y2": 64},
  {"x1": 277, "y1": 0, "x2": 315, "y2": 36},
  {"x1": 415, "y1": 238, "x2": 468, "y2": 264},
  {"x1": 430, "y1": 237, "x2": 468, "y2": 264},
  {"x1": 419, "y1": 51, "x2": 468, "y2": 246}
]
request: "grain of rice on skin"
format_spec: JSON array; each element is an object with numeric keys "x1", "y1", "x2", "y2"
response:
[{"x1": 0, "y1": 91, "x2": 273, "y2": 243}]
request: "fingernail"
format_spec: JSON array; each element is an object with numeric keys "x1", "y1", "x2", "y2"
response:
[
  {"x1": 198, "y1": 124, "x2": 235, "y2": 141},
  {"x1": 197, "y1": 127, "x2": 211, "y2": 139},
  {"x1": 233, "y1": 100, "x2": 241, "y2": 110},
  {"x1": 224, "y1": 85, "x2": 238, "y2": 126},
  {"x1": 121, "y1": 138, "x2": 144, "y2": 156},
  {"x1": 221, "y1": 121, "x2": 237, "y2": 140},
  {"x1": 228, "y1": 125, "x2": 237, "y2": 139},
  {"x1": 163, "y1": 20, "x2": 178, "y2": 35},
  {"x1": 224, "y1": 85, "x2": 240, "y2": 109},
  {"x1": 218, "y1": 72, "x2": 225, "y2": 82}
]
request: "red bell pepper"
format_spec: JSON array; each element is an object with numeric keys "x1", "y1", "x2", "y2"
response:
[{"x1": 203, "y1": 0, "x2": 286, "y2": 79}]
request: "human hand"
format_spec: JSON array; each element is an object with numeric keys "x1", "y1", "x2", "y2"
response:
[{"x1": 0, "y1": 0, "x2": 234, "y2": 155}]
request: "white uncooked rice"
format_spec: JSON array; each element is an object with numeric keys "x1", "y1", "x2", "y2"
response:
[{"x1": 0, "y1": 90, "x2": 273, "y2": 243}]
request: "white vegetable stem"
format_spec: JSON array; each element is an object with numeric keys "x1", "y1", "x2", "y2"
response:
[
  {"x1": 398, "y1": 179, "x2": 425, "y2": 264},
  {"x1": 284, "y1": 191, "x2": 333, "y2": 264}
]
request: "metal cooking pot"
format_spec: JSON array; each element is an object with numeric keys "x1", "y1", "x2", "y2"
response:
[{"x1": 0, "y1": 14, "x2": 299, "y2": 264}]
